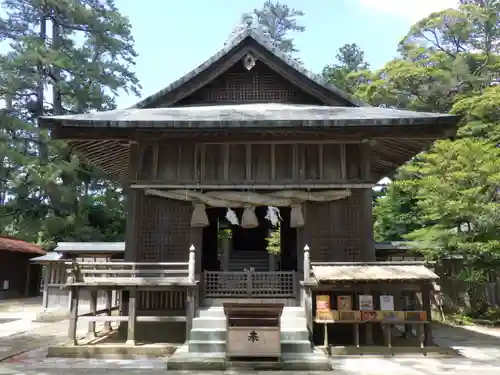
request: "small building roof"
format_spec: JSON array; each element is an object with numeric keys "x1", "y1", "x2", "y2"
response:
[
  {"x1": 312, "y1": 262, "x2": 438, "y2": 282},
  {"x1": 54, "y1": 242, "x2": 125, "y2": 253},
  {"x1": 30, "y1": 252, "x2": 64, "y2": 263},
  {"x1": 375, "y1": 241, "x2": 416, "y2": 251},
  {"x1": 39, "y1": 104, "x2": 458, "y2": 129},
  {"x1": 0, "y1": 236, "x2": 45, "y2": 255}
]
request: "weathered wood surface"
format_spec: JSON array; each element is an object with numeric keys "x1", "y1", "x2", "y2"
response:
[
  {"x1": 64, "y1": 261, "x2": 196, "y2": 287},
  {"x1": 135, "y1": 141, "x2": 370, "y2": 184},
  {"x1": 204, "y1": 270, "x2": 296, "y2": 298}
]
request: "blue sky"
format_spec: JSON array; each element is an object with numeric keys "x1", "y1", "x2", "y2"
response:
[{"x1": 115, "y1": 0, "x2": 458, "y2": 107}]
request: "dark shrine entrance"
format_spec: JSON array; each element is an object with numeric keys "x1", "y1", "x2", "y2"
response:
[
  {"x1": 201, "y1": 206, "x2": 298, "y2": 272},
  {"x1": 201, "y1": 206, "x2": 299, "y2": 299}
]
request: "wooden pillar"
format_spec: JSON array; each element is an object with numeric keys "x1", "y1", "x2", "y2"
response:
[
  {"x1": 186, "y1": 288, "x2": 195, "y2": 340},
  {"x1": 188, "y1": 245, "x2": 196, "y2": 283},
  {"x1": 68, "y1": 286, "x2": 79, "y2": 345},
  {"x1": 120, "y1": 289, "x2": 129, "y2": 335},
  {"x1": 303, "y1": 245, "x2": 310, "y2": 281},
  {"x1": 88, "y1": 290, "x2": 98, "y2": 337},
  {"x1": 126, "y1": 287, "x2": 137, "y2": 345},
  {"x1": 42, "y1": 264, "x2": 51, "y2": 310},
  {"x1": 105, "y1": 290, "x2": 113, "y2": 331},
  {"x1": 190, "y1": 228, "x2": 203, "y2": 277},
  {"x1": 24, "y1": 262, "x2": 31, "y2": 297},
  {"x1": 363, "y1": 286, "x2": 373, "y2": 345},
  {"x1": 403, "y1": 291, "x2": 413, "y2": 337},
  {"x1": 422, "y1": 284, "x2": 433, "y2": 346},
  {"x1": 124, "y1": 188, "x2": 137, "y2": 262},
  {"x1": 363, "y1": 189, "x2": 375, "y2": 261}
]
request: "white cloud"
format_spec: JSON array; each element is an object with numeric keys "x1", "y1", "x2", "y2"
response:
[{"x1": 359, "y1": 0, "x2": 459, "y2": 23}]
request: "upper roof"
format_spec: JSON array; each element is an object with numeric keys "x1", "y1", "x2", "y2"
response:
[
  {"x1": 0, "y1": 236, "x2": 46, "y2": 255},
  {"x1": 37, "y1": 17, "x2": 461, "y2": 181},
  {"x1": 130, "y1": 18, "x2": 365, "y2": 109},
  {"x1": 40, "y1": 103, "x2": 458, "y2": 129}
]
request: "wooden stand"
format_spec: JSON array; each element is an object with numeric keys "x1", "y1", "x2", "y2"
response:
[{"x1": 223, "y1": 303, "x2": 284, "y2": 359}]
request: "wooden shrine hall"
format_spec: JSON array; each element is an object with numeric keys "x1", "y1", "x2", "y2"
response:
[{"x1": 39, "y1": 15, "x2": 460, "y2": 365}]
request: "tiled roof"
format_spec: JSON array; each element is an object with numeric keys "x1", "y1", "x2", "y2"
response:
[
  {"x1": 0, "y1": 236, "x2": 46, "y2": 255},
  {"x1": 40, "y1": 103, "x2": 459, "y2": 129},
  {"x1": 312, "y1": 263, "x2": 438, "y2": 282}
]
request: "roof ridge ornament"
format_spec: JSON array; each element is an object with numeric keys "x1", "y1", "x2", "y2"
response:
[{"x1": 225, "y1": 13, "x2": 275, "y2": 48}]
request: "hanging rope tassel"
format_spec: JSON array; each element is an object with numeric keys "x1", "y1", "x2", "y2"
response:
[
  {"x1": 241, "y1": 204, "x2": 259, "y2": 228},
  {"x1": 191, "y1": 203, "x2": 209, "y2": 227},
  {"x1": 290, "y1": 204, "x2": 304, "y2": 228}
]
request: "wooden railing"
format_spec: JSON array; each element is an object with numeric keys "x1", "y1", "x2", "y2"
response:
[
  {"x1": 204, "y1": 270, "x2": 296, "y2": 298},
  {"x1": 65, "y1": 245, "x2": 197, "y2": 285}
]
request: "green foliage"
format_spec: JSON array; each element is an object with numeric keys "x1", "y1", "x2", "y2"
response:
[
  {"x1": 266, "y1": 223, "x2": 281, "y2": 255},
  {"x1": 404, "y1": 139, "x2": 500, "y2": 268},
  {"x1": 347, "y1": 1, "x2": 500, "y2": 291},
  {"x1": 374, "y1": 170, "x2": 422, "y2": 242},
  {"x1": 253, "y1": 0, "x2": 305, "y2": 55},
  {"x1": 322, "y1": 43, "x2": 371, "y2": 94}
]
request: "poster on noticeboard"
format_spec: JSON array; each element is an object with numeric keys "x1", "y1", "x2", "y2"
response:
[
  {"x1": 380, "y1": 295, "x2": 394, "y2": 311},
  {"x1": 337, "y1": 295, "x2": 352, "y2": 311},
  {"x1": 316, "y1": 295, "x2": 331, "y2": 311},
  {"x1": 358, "y1": 295, "x2": 373, "y2": 311}
]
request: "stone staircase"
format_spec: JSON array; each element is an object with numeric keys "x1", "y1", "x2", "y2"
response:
[
  {"x1": 227, "y1": 250, "x2": 270, "y2": 271},
  {"x1": 167, "y1": 305, "x2": 331, "y2": 370}
]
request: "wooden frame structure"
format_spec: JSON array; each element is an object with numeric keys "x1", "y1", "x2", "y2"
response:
[
  {"x1": 31, "y1": 242, "x2": 124, "y2": 312},
  {"x1": 39, "y1": 19, "x2": 461, "y2": 347},
  {"x1": 302, "y1": 246, "x2": 436, "y2": 348}
]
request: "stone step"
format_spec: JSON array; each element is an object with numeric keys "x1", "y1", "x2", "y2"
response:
[
  {"x1": 189, "y1": 328, "x2": 309, "y2": 342},
  {"x1": 197, "y1": 306, "x2": 304, "y2": 318},
  {"x1": 188, "y1": 339, "x2": 313, "y2": 354},
  {"x1": 229, "y1": 251, "x2": 269, "y2": 259},
  {"x1": 192, "y1": 317, "x2": 308, "y2": 330},
  {"x1": 168, "y1": 344, "x2": 331, "y2": 371}
]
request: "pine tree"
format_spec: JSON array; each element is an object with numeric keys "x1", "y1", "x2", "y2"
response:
[
  {"x1": 253, "y1": 0, "x2": 305, "y2": 55},
  {"x1": 0, "y1": 0, "x2": 140, "y2": 246}
]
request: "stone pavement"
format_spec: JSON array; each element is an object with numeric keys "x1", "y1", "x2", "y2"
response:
[{"x1": 0, "y1": 322, "x2": 498, "y2": 374}]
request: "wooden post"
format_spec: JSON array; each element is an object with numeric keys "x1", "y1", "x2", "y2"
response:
[
  {"x1": 188, "y1": 245, "x2": 196, "y2": 283},
  {"x1": 186, "y1": 288, "x2": 195, "y2": 340},
  {"x1": 354, "y1": 323, "x2": 360, "y2": 348},
  {"x1": 24, "y1": 262, "x2": 31, "y2": 297},
  {"x1": 363, "y1": 286, "x2": 373, "y2": 345},
  {"x1": 403, "y1": 291, "x2": 412, "y2": 337},
  {"x1": 105, "y1": 290, "x2": 113, "y2": 331},
  {"x1": 120, "y1": 290, "x2": 129, "y2": 335},
  {"x1": 88, "y1": 290, "x2": 98, "y2": 337},
  {"x1": 68, "y1": 286, "x2": 79, "y2": 345},
  {"x1": 303, "y1": 245, "x2": 310, "y2": 281},
  {"x1": 422, "y1": 284, "x2": 433, "y2": 346},
  {"x1": 42, "y1": 264, "x2": 50, "y2": 310},
  {"x1": 126, "y1": 288, "x2": 137, "y2": 345}
]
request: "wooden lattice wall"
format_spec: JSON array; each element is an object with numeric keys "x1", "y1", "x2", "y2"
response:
[
  {"x1": 134, "y1": 192, "x2": 193, "y2": 262},
  {"x1": 176, "y1": 60, "x2": 326, "y2": 106},
  {"x1": 304, "y1": 189, "x2": 374, "y2": 262}
]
